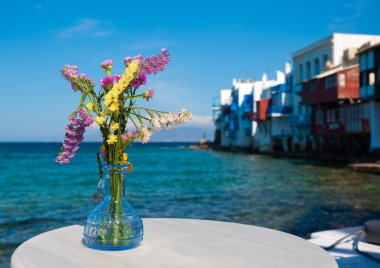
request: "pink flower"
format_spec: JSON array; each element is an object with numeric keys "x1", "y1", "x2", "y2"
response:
[
  {"x1": 144, "y1": 87, "x2": 154, "y2": 101},
  {"x1": 101, "y1": 59, "x2": 113, "y2": 70},
  {"x1": 100, "y1": 76, "x2": 115, "y2": 89},
  {"x1": 114, "y1": 74, "x2": 121, "y2": 82}
]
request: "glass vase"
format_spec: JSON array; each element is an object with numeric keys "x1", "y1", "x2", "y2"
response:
[{"x1": 83, "y1": 164, "x2": 143, "y2": 250}]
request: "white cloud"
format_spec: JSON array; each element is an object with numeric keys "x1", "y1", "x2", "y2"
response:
[
  {"x1": 328, "y1": 0, "x2": 366, "y2": 31},
  {"x1": 186, "y1": 114, "x2": 213, "y2": 128},
  {"x1": 57, "y1": 19, "x2": 115, "y2": 39}
]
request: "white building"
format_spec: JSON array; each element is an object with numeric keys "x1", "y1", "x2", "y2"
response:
[
  {"x1": 215, "y1": 79, "x2": 255, "y2": 148},
  {"x1": 270, "y1": 64, "x2": 293, "y2": 152},
  {"x1": 253, "y1": 72, "x2": 286, "y2": 152}
]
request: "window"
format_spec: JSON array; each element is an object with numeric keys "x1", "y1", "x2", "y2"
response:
[
  {"x1": 306, "y1": 62, "x2": 311, "y2": 80},
  {"x1": 299, "y1": 64, "x2": 304, "y2": 82},
  {"x1": 363, "y1": 103, "x2": 370, "y2": 119},
  {"x1": 339, "y1": 74, "x2": 346, "y2": 87},
  {"x1": 314, "y1": 58, "x2": 320, "y2": 75},
  {"x1": 316, "y1": 109, "x2": 324, "y2": 125},
  {"x1": 325, "y1": 75, "x2": 337, "y2": 89},
  {"x1": 360, "y1": 53, "x2": 367, "y2": 71},
  {"x1": 327, "y1": 109, "x2": 331, "y2": 123},
  {"x1": 323, "y1": 54, "x2": 328, "y2": 70},
  {"x1": 368, "y1": 50, "x2": 375, "y2": 69},
  {"x1": 339, "y1": 107, "x2": 345, "y2": 122},
  {"x1": 310, "y1": 80, "x2": 317, "y2": 91},
  {"x1": 369, "y1": 72, "x2": 375, "y2": 86},
  {"x1": 361, "y1": 72, "x2": 368, "y2": 86}
]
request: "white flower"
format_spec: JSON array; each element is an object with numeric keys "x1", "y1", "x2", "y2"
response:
[
  {"x1": 150, "y1": 117, "x2": 162, "y2": 131},
  {"x1": 140, "y1": 124, "x2": 152, "y2": 144},
  {"x1": 160, "y1": 113, "x2": 175, "y2": 129},
  {"x1": 174, "y1": 109, "x2": 192, "y2": 125}
]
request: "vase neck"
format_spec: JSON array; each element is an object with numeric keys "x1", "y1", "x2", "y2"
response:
[{"x1": 102, "y1": 165, "x2": 128, "y2": 198}]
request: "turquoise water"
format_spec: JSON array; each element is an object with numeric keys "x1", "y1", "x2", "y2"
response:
[{"x1": 1, "y1": 142, "x2": 380, "y2": 266}]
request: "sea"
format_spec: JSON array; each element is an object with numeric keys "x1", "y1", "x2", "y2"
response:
[{"x1": 1, "y1": 142, "x2": 380, "y2": 267}]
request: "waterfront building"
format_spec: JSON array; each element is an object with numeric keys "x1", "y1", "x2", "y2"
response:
[
  {"x1": 213, "y1": 33, "x2": 380, "y2": 154},
  {"x1": 212, "y1": 90, "x2": 232, "y2": 146},
  {"x1": 213, "y1": 76, "x2": 280, "y2": 149},
  {"x1": 358, "y1": 41, "x2": 380, "y2": 151},
  {"x1": 213, "y1": 79, "x2": 255, "y2": 148},
  {"x1": 291, "y1": 33, "x2": 380, "y2": 151},
  {"x1": 252, "y1": 72, "x2": 286, "y2": 152},
  {"x1": 270, "y1": 64, "x2": 293, "y2": 152},
  {"x1": 302, "y1": 62, "x2": 371, "y2": 154}
]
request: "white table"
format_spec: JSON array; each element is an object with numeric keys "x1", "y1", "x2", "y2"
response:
[{"x1": 11, "y1": 218, "x2": 337, "y2": 268}]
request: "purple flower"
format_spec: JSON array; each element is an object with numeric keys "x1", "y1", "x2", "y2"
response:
[
  {"x1": 144, "y1": 87, "x2": 154, "y2": 101},
  {"x1": 78, "y1": 73, "x2": 94, "y2": 89},
  {"x1": 132, "y1": 74, "x2": 147, "y2": 89},
  {"x1": 138, "y1": 48, "x2": 170, "y2": 76},
  {"x1": 61, "y1": 65, "x2": 94, "y2": 92},
  {"x1": 100, "y1": 76, "x2": 115, "y2": 90},
  {"x1": 56, "y1": 108, "x2": 93, "y2": 164},
  {"x1": 123, "y1": 57, "x2": 132, "y2": 66},
  {"x1": 101, "y1": 59, "x2": 113, "y2": 70},
  {"x1": 121, "y1": 130, "x2": 140, "y2": 141},
  {"x1": 61, "y1": 65, "x2": 78, "y2": 79}
]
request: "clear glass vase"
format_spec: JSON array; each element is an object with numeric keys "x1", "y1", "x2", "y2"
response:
[{"x1": 83, "y1": 164, "x2": 143, "y2": 250}]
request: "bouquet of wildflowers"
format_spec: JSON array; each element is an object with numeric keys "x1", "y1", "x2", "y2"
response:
[
  {"x1": 55, "y1": 49, "x2": 191, "y2": 249},
  {"x1": 56, "y1": 48, "x2": 191, "y2": 166}
]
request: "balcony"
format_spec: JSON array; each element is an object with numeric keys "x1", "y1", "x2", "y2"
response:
[
  {"x1": 271, "y1": 84, "x2": 290, "y2": 94},
  {"x1": 269, "y1": 105, "x2": 293, "y2": 117},
  {"x1": 302, "y1": 66, "x2": 359, "y2": 105},
  {"x1": 254, "y1": 99, "x2": 270, "y2": 121}
]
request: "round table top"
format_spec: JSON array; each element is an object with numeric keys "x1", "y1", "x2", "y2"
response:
[{"x1": 11, "y1": 218, "x2": 337, "y2": 268}]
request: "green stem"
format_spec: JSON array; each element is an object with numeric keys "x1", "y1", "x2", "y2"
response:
[
  {"x1": 127, "y1": 106, "x2": 167, "y2": 113},
  {"x1": 130, "y1": 112, "x2": 150, "y2": 121},
  {"x1": 129, "y1": 116, "x2": 139, "y2": 130}
]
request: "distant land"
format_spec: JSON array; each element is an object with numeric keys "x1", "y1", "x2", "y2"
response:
[{"x1": 0, "y1": 126, "x2": 214, "y2": 143}]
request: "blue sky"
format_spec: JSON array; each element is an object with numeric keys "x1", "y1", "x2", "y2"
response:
[{"x1": 0, "y1": 0, "x2": 379, "y2": 141}]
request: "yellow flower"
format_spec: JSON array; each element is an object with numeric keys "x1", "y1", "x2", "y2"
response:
[
  {"x1": 109, "y1": 60, "x2": 140, "y2": 94},
  {"x1": 104, "y1": 94, "x2": 113, "y2": 107},
  {"x1": 121, "y1": 153, "x2": 128, "y2": 164},
  {"x1": 109, "y1": 102, "x2": 119, "y2": 112},
  {"x1": 102, "y1": 109, "x2": 111, "y2": 116},
  {"x1": 111, "y1": 89, "x2": 120, "y2": 98},
  {"x1": 110, "y1": 122, "x2": 119, "y2": 132},
  {"x1": 86, "y1": 102, "x2": 94, "y2": 111},
  {"x1": 106, "y1": 134, "x2": 117, "y2": 144},
  {"x1": 95, "y1": 116, "x2": 106, "y2": 125},
  {"x1": 100, "y1": 144, "x2": 105, "y2": 152}
]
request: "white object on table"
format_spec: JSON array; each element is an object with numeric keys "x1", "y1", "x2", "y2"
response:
[
  {"x1": 309, "y1": 226, "x2": 380, "y2": 268},
  {"x1": 11, "y1": 218, "x2": 337, "y2": 268}
]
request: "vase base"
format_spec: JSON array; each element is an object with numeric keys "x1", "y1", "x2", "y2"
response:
[{"x1": 83, "y1": 235, "x2": 143, "y2": 251}]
